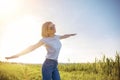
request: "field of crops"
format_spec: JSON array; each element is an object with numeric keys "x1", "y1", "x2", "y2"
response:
[{"x1": 0, "y1": 53, "x2": 120, "y2": 80}]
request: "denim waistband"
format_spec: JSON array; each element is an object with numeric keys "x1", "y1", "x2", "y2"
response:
[{"x1": 46, "y1": 58, "x2": 58, "y2": 63}]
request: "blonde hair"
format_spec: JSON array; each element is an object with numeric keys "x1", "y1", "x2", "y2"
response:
[{"x1": 41, "y1": 21, "x2": 52, "y2": 38}]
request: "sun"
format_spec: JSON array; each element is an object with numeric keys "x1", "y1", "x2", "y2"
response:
[
  {"x1": 0, "y1": 0, "x2": 24, "y2": 24},
  {"x1": 0, "y1": 0, "x2": 22, "y2": 15},
  {"x1": 0, "y1": 0, "x2": 46, "y2": 63}
]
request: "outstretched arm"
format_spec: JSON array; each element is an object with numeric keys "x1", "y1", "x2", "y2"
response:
[
  {"x1": 60, "y1": 33, "x2": 77, "y2": 39},
  {"x1": 5, "y1": 41, "x2": 44, "y2": 59}
]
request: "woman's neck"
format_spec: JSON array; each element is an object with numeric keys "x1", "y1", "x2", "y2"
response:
[{"x1": 48, "y1": 34, "x2": 55, "y2": 37}]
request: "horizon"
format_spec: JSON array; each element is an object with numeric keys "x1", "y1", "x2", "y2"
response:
[{"x1": 0, "y1": 52, "x2": 118, "y2": 64}]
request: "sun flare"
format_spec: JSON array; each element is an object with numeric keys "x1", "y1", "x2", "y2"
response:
[
  {"x1": 0, "y1": 15, "x2": 44, "y2": 63},
  {"x1": 0, "y1": 0, "x2": 22, "y2": 16}
]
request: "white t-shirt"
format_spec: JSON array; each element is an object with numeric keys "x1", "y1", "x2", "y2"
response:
[{"x1": 40, "y1": 35, "x2": 62, "y2": 60}]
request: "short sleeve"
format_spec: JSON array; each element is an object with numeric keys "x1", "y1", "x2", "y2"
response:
[
  {"x1": 55, "y1": 35, "x2": 61, "y2": 39},
  {"x1": 40, "y1": 38, "x2": 46, "y2": 44}
]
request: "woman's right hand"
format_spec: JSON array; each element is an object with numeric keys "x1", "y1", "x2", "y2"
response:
[{"x1": 5, "y1": 55, "x2": 19, "y2": 59}]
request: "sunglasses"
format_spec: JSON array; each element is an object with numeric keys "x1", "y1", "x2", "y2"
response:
[{"x1": 48, "y1": 24, "x2": 55, "y2": 30}]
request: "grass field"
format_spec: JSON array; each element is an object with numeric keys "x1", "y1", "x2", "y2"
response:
[{"x1": 0, "y1": 53, "x2": 120, "y2": 80}]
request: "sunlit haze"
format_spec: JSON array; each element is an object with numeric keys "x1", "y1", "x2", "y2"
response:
[{"x1": 0, "y1": 0, "x2": 120, "y2": 63}]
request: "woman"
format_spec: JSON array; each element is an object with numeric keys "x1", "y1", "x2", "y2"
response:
[{"x1": 5, "y1": 21, "x2": 76, "y2": 80}]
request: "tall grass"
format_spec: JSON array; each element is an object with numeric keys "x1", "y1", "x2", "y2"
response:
[{"x1": 0, "y1": 52, "x2": 120, "y2": 80}]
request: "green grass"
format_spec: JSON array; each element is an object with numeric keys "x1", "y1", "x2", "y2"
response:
[{"x1": 0, "y1": 53, "x2": 120, "y2": 80}]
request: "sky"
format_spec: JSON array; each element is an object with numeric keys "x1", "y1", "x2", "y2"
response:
[{"x1": 0, "y1": 0, "x2": 120, "y2": 63}]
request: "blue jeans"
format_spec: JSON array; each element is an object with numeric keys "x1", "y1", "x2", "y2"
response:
[{"x1": 42, "y1": 59, "x2": 60, "y2": 80}]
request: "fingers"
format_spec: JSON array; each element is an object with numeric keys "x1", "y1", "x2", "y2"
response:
[
  {"x1": 5, "y1": 57, "x2": 14, "y2": 59},
  {"x1": 71, "y1": 33, "x2": 77, "y2": 36},
  {"x1": 5, "y1": 57, "x2": 11, "y2": 60},
  {"x1": 5, "y1": 55, "x2": 18, "y2": 60}
]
